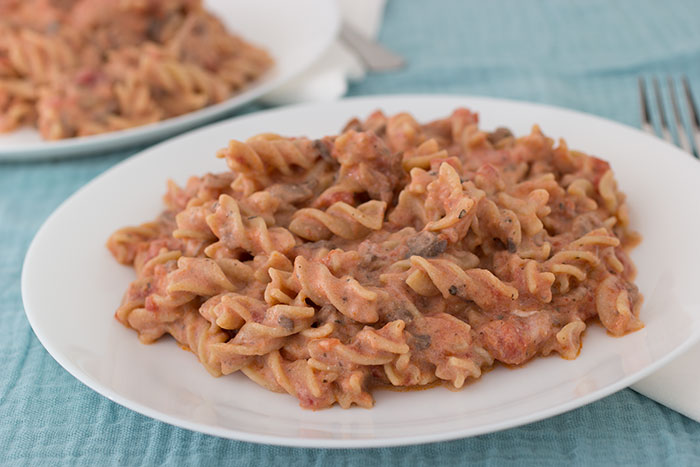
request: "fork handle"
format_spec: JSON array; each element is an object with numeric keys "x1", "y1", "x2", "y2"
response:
[{"x1": 339, "y1": 23, "x2": 405, "y2": 72}]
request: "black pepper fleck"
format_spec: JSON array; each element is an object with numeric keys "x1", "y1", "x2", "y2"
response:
[
  {"x1": 458, "y1": 209, "x2": 467, "y2": 219},
  {"x1": 448, "y1": 285, "x2": 458, "y2": 295}
]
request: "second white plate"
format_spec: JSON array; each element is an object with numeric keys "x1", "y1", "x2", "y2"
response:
[
  {"x1": 22, "y1": 95, "x2": 700, "y2": 447},
  {"x1": 0, "y1": 0, "x2": 339, "y2": 161}
]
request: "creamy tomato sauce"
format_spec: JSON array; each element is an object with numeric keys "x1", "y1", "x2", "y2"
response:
[{"x1": 107, "y1": 108, "x2": 642, "y2": 410}]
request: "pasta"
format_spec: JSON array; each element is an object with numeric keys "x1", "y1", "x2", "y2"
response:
[
  {"x1": 107, "y1": 108, "x2": 643, "y2": 410},
  {"x1": 0, "y1": 0, "x2": 272, "y2": 140}
]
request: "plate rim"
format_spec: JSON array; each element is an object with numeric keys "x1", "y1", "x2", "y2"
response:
[
  {"x1": 21, "y1": 93, "x2": 700, "y2": 448},
  {"x1": 0, "y1": 0, "x2": 340, "y2": 161}
]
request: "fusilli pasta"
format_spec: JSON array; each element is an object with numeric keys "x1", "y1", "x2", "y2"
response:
[
  {"x1": 107, "y1": 108, "x2": 643, "y2": 410},
  {"x1": 0, "y1": 0, "x2": 272, "y2": 140}
]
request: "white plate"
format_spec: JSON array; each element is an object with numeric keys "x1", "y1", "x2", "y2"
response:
[
  {"x1": 0, "y1": 0, "x2": 339, "y2": 161},
  {"x1": 21, "y1": 95, "x2": 700, "y2": 448}
]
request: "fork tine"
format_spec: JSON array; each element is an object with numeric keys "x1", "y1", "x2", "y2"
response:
[
  {"x1": 639, "y1": 78, "x2": 655, "y2": 135},
  {"x1": 667, "y1": 76, "x2": 693, "y2": 154},
  {"x1": 652, "y1": 77, "x2": 674, "y2": 144},
  {"x1": 682, "y1": 76, "x2": 700, "y2": 159},
  {"x1": 653, "y1": 77, "x2": 674, "y2": 144}
]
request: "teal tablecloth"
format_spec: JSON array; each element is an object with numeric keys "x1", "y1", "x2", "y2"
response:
[{"x1": 2, "y1": 0, "x2": 700, "y2": 465}]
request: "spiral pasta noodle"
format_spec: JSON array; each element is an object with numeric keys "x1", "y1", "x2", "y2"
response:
[
  {"x1": 289, "y1": 200, "x2": 387, "y2": 241},
  {"x1": 107, "y1": 107, "x2": 643, "y2": 410}
]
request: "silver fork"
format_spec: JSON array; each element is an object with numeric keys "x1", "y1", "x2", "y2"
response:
[
  {"x1": 639, "y1": 76, "x2": 700, "y2": 159},
  {"x1": 340, "y1": 23, "x2": 405, "y2": 72}
]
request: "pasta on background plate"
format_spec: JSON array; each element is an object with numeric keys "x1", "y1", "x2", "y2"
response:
[
  {"x1": 107, "y1": 108, "x2": 643, "y2": 410},
  {"x1": 0, "y1": 0, "x2": 272, "y2": 140}
]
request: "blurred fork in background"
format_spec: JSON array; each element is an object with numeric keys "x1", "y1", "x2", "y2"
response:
[
  {"x1": 340, "y1": 22, "x2": 405, "y2": 72},
  {"x1": 639, "y1": 76, "x2": 700, "y2": 159}
]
